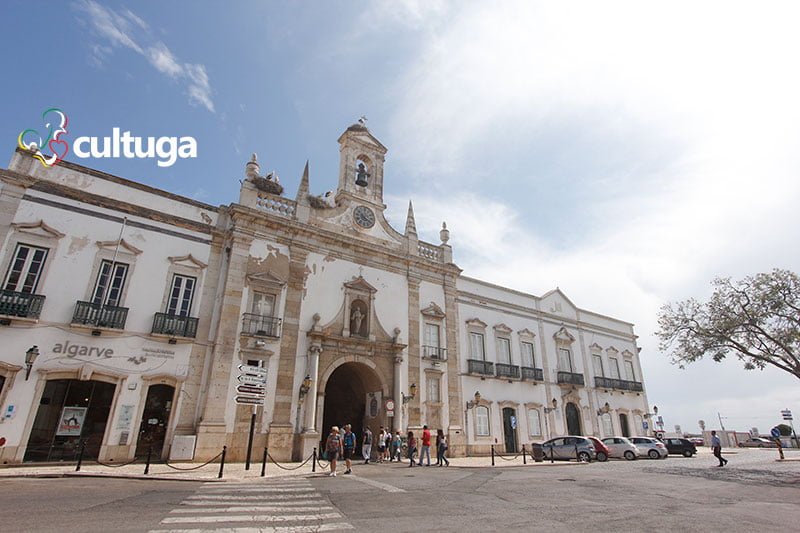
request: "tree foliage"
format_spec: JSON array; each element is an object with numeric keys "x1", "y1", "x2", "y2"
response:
[
  {"x1": 657, "y1": 269, "x2": 800, "y2": 380},
  {"x1": 776, "y1": 424, "x2": 792, "y2": 436}
]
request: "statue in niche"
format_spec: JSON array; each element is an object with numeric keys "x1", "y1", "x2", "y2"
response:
[
  {"x1": 350, "y1": 304, "x2": 366, "y2": 336},
  {"x1": 355, "y1": 162, "x2": 369, "y2": 187}
]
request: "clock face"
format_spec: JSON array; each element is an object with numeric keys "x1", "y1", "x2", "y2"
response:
[{"x1": 353, "y1": 205, "x2": 376, "y2": 228}]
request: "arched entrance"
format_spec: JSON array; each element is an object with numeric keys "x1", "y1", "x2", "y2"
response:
[
  {"x1": 321, "y1": 362, "x2": 384, "y2": 459},
  {"x1": 565, "y1": 402, "x2": 582, "y2": 435},
  {"x1": 619, "y1": 413, "x2": 630, "y2": 437}
]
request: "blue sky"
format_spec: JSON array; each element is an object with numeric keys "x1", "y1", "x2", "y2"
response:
[{"x1": 2, "y1": 0, "x2": 800, "y2": 434}]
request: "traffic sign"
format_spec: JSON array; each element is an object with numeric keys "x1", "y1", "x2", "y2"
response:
[
  {"x1": 238, "y1": 374, "x2": 267, "y2": 386},
  {"x1": 385, "y1": 399, "x2": 395, "y2": 411},
  {"x1": 781, "y1": 409, "x2": 792, "y2": 420},
  {"x1": 238, "y1": 364, "x2": 267, "y2": 377},
  {"x1": 237, "y1": 384, "x2": 266, "y2": 396},
  {"x1": 235, "y1": 395, "x2": 265, "y2": 406}
]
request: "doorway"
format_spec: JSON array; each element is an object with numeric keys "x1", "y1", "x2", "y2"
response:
[
  {"x1": 135, "y1": 384, "x2": 175, "y2": 458},
  {"x1": 321, "y1": 362, "x2": 383, "y2": 458},
  {"x1": 502, "y1": 407, "x2": 518, "y2": 453},
  {"x1": 619, "y1": 413, "x2": 630, "y2": 437},
  {"x1": 25, "y1": 379, "x2": 116, "y2": 462},
  {"x1": 565, "y1": 402, "x2": 582, "y2": 435}
]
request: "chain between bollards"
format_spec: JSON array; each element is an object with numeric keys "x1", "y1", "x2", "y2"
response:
[
  {"x1": 522, "y1": 444, "x2": 527, "y2": 465},
  {"x1": 75, "y1": 440, "x2": 86, "y2": 472},
  {"x1": 312, "y1": 448, "x2": 317, "y2": 473},
  {"x1": 144, "y1": 446, "x2": 152, "y2": 475},
  {"x1": 260, "y1": 446, "x2": 268, "y2": 477},
  {"x1": 491, "y1": 444, "x2": 495, "y2": 466},
  {"x1": 218, "y1": 445, "x2": 227, "y2": 479}
]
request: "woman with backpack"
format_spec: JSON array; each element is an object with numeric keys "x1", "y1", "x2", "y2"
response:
[
  {"x1": 325, "y1": 426, "x2": 343, "y2": 477},
  {"x1": 407, "y1": 431, "x2": 417, "y2": 467}
]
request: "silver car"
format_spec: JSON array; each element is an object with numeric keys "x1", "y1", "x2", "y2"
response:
[
  {"x1": 630, "y1": 436, "x2": 668, "y2": 459},
  {"x1": 601, "y1": 436, "x2": 639, "y2": 460},
  {"x1": 541, "y1": 436, "x2": 597, "y2": 462}
]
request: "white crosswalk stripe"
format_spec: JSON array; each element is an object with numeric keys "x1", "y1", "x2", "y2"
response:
[{"x1": 149, "y1": 478, "x2": 354, "y2": 533}]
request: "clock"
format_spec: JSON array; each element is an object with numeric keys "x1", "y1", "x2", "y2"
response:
[{"x1": 353, "y1": 205, "x2": 376, "y2": 228}]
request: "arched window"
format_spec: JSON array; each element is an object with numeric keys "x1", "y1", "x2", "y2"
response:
[
  {"x1": 528, "y1": 409, "x2": 542, "y2": 437},
  {"x1": 602, "y1": 413, "x2": 613, "y2": 436},
  {"x1": 475, "y1": 406, "x2": 490, "y2": 436}
]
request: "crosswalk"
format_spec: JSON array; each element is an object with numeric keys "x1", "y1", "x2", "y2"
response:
[{"x1": 149, "y1": 477, "x2": 354, "y2": 533}]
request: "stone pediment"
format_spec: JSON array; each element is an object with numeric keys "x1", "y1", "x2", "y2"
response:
[
  {"x1": 517, "y1": 328, "x2": 536, "y2": 338},
  {"x1": 344, "y1": 276, "x2": 377, "y2": 294},
  {"x1": 589, "y1": 343, "x2": 603, "y2": 352},
  {"x1": 337, "y1": 130, "x2": 388, "y2": 153},
  {"x1": 12, "y1": 220, "x2": 65, "y2": 239},
  {"x1": 420, "y1": 302, "x2": 446, "y2": 319},
  {"x1": 553, "y1": 326, "x2": 576, "y2": 343},
  {"x1": 246, "y1": 271, "x2": 286, "y2": 287},
  {"x1": 96, "y1": 238, "x2": 142, "y2": 255},
  {"x1": 465, "y1": 318, "x2": 488, "y2": 329},
  {"x1": 541, "y1": 288, "x2": 578, "y2": 317},
  {"x1": 168, "y1": 254, "x2": 208, "y2": 270},
  {"x1": 493, "y1": 323, "x2": 512, "y2": 335},
  {"x1": 622, "y1": 349, "x2": 634, "y2": 358},
  {"x1": 606, "y1": 346, "x2": 619, "y2": 356}
]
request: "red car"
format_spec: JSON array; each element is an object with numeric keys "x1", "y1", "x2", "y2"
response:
[{"x1": 587, "y1": 436, "x2": 610, "y2": 462}]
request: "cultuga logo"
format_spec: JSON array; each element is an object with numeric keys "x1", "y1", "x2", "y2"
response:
[{"x1": 18, "y1": 108, "x2": 197, "y2": 168}]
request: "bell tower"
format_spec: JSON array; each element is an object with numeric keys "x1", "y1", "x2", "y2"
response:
[{"x1": 336, "y1": 118, "x2": 388, "y2": 207}]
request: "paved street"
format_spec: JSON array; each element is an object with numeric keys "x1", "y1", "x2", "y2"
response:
[{"x1": 0, "y1": 448, "x2": 797, "y2": 532}]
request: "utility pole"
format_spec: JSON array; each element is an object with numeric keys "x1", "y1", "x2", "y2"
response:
[{"x1": 717, "y1": 412, "x2": 726, "y2": 432}]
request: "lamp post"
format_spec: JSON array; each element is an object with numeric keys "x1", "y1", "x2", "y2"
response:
[
  {"x1": 543, "y1": 398, "x2": 558, "y2": 439},
  {"x1": 465, "y1": 391, "x2": 481, "y2": 456},
  {"x1": 24, "y1": 346, "x2": 39, "y2": 380},
  {"x1": 299, "y1": 374, "x2": 312, "y2": 399},
  {"x1": 401, "y1": 383, "x2": 417, "y2": 404}
]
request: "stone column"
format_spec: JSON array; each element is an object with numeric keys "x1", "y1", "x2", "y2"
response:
[
  {"x1": 393, "y1": 355, "x2": 403, "y2": 432},
  {"x1": 406, "y1": 274, "x2": 421, "y2": 427},
  {"x1": 443, "y1": 271, "x2": 466, "y2": 454},
  {"x1": 298, "y1": 344, "x2": 321, "y2": 457}
]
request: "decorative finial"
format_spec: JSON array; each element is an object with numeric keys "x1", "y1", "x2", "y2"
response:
[
  {"x1": 245, "y1": 153, "x2": 261, "y2": 180},
  {"x1": 440, "y1": 221, "x2": 450, "y2": 244}
]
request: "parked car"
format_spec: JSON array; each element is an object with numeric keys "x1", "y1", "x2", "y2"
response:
[
  {"x1": 586, "y1": 436, "x2": 610, "y2": 462},
  {"x1": 601, "y1": 436, "x2": 640, "y2": 460},
  {"x1": 541, "y1": 436, "x2": 597, "y2": 462},
  {"x1": 630, "y1": 436, "x2": 668, "y2": 459},
  {"x1": 738, "y1": 437, "x2": 778, "y2": 448},
  {"x1": 689, "y1": 437, "x2": 704, "y2": 446},
  {"x1": 661, "y1": 438, "x2": 697, "y2": 457}
]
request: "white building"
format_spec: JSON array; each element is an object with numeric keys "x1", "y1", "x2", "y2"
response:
[{"x1": 0, "y1": 123, "x2": 650, "y2": 464}]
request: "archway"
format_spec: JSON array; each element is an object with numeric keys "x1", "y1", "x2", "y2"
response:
[
  {"x1": 565, "y1": 402, "x2": 582, "y2": 435},
  {"x1": 321, "y1": 362, "x2": 384, "y2": 459}
]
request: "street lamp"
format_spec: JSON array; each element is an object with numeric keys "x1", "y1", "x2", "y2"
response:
[
  {"x1": 596, "y1": 401, "x2": 610, "y2": 416},
  {"x1": 24, "y1": 345, "x2": 39, "y2": 381},
  {"x1": 543, "y1": 398, "x2": 558, "y2": 439},
  {"x1": 465, "y1": 391, "x2": 481, "y2": 410},
  {"x1": 298, "y1": 374, "x2": 312, "y2": 399},
  {"x1": 402, "y1": 383, "x2": 417, "y2": 404}
]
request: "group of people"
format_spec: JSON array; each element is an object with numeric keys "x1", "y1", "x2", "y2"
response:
[{"x1": 324, "y1": 424, "x2": 449, "y2": 477}]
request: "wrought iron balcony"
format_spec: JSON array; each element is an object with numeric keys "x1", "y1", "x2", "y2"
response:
[
  {"x1": 241, "y1": 313, "x2": 281, "y2": 338},
  {"x1": 72, "y1": 300, "x2": 128, "y2": 330},
  {"x1": 557, "y1": 371, "x2": 585, "y2": 386},
  {"x1": 595, "y1": 376, "x2": 644, "y2": 392},
  {"x1": 0, "y1": 290, "x2": 45, "y2": 319},
  {"x1": 495, "y1": 363, "x2": 520, "y2": 379},
  {"x1": 422, "y1": 345, "x2": 447, "y2": 361},
  {"x1": 467, "y1": 359, "x2": 494, "y2": 376},
  {"x1": 152, "y1": 312, "x2": 198, "y2": 338},
  {"x1": 521, "y1": 367, "x2": 544, "y2": 382}
]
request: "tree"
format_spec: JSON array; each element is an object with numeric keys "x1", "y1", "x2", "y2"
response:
[
  {"x1": 776, "y1": 424, "x2": 792, "y2": 437},
  {"x1": 657, "y1": 269, "x2": 800, "y2": 380}
]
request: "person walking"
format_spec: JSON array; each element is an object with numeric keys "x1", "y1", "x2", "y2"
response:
[
  {"x1": 377, "y1": 427, "x2": 387, "y2": 463},
  {"x1": 436, "y1": 429, "x2": 450, "y2": 466},
  {"x1": 392, "y1": 431, "x2": 403, "y2": 462},
  {"x1": 418, "y1": 425, "x2": 432, "y2": 466},
  {"x1": 407, "y1": 431, "x2": 417, "y2": 467},
  {"x1": 342, "y1": 424, "x2": 356, "y2": 474},
  {"x1": 325, "y1": 426, "x2": 343, "y2": 477},
  {"x1": 362, "y1": 426, "x2": 373, "y2": 464},
  {"x1": 710, "y1": 430, "x2": 728, "y2": 467},
  {"x1": 384, "y1": 428, "x2": 392, "y2": 462}
]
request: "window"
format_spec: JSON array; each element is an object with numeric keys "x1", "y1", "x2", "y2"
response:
[
  {"x1": 91, "y1": 260, "x2": 129, "y2": 306},
  {"x1": 592, "y1": 354, "x2": 604, "y2": 377},
  {"x1": 166, "y1": 275, "x2": 196, "y2": 316},
  {"x1": 427, "y1": 375, "x2": 440, "y2": 403},
  {"x1": 609, "y1": 357, "x2": 621, "y2": 379},
  {"x1": 624, "y1": 360, "x2": 636, "y2": 381},
  {"x1": 496, "y1": 338, "x2": 511, "y2": 364},
  {"x1": 0, "y1": 374, "x2": 5, "y2": 396},
  {"x1": 475, "y1": 405, "x2": 490, "y2": 436},
  {"x1": 470, "y1": 332, "x2": 485, "y2": 360},
  {"x1": 521, "y1": 342, "x2": 535, "y2": 368},
  {"x1": 251, "y1": 292, "x2": 276, "y2": 317},
  {"x1": 424, "y1": 323, "x2": 441, "y2": 358},
  {"x1": 602, "y1": 413, "x2": 613, "y2": 435},
  {"x1": 558, "y1": 348, "x2": 573, "y2": 372},
  {"x1": 528, "y1": 409, "x2": 542, "y2": 436},
  {"x1": 3, "y1": 244, "x2": 48, "y2": 293}
]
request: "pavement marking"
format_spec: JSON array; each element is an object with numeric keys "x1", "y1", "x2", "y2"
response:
[
  {"x1": 186, "y1": 493, "x2": 321, "y2": 501},
  {"x1": 161, "y1": 512, "x2": 343, "y2": 524},
  {"x1": 344, "y1": 474, "x2": 406, "y2": 493},
  {"x1": 150, "y1": 523, "x2": 354, "y2": 533},
  {"x1": 194, "y1": 487, "x2": 315, "y2": 493},
  {"x1": 181, "y1": 499, "x2": 328, "y2": 506},
  {"x1": 170, "y1": 506, "x2": 334, "y2": 513}
]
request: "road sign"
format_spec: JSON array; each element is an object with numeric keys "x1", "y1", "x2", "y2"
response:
[
  {"x1": 385, "y1": 399, "x2": 395, "y2": 411},
  {"x1": 237, "y1": 384, "x2": 266, "y2": 396},
  {"x1": 781, "y1": 409, "x2": 793, "y2": 420},
  {"x1": 238, "y1": 374, "x2": 267, "y2": 386},
  {"x1": 235, "y1": 395, "x2": 265, "y2": 406},
  {"x1": 238, "y1": 364, "x2": 267, "y2": 377}
]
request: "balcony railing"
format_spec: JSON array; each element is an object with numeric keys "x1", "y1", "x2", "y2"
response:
[
  {"x1": 0, "y1": 290, "x2": 45, "y2": 319},
  {"x1": 72, "y1": 300, "x2": 128, "y2": 330},
  {"x1": 557, "y1": 371, "x2": 585, "y2": 386},
  {"x1": 241, "y1": 313, "x2": 282, "y2": 338},
  {"x1": 521, "y1": 367, "x2": 544, "y2": 382},
  {"x1": 595, "y1": 376, "x2": 644, "y2": 392},
  {"x1": 422, "y1": 345, "x2": 447, "y2": 361},
  {"x1": 467, "y1": 359, "x2": 494, "y2": 376},
  {"x1": 152, "y1": 312, "x2": 198, "y2": 338},
  {"x1": 495, "y1": 363, "x2": 520, "y2": 379}
]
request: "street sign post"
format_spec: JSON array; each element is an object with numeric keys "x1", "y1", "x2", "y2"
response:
[{"x1": 235, "y1": 365, "x2": 268, "y2": 470}]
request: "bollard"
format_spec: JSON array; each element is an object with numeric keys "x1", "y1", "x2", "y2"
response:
[
  {"x1": 491, "y1": 444, "x2": 495, "y2": 466},
  {"x1": 75, "y1": 440, "x2": 86, "y2": 472},
  {"x1": 144, "y1": 446, "x2": 152, "y2": 475},
  {"x1": 218, "y1": 446, "x2": 227, "y2": 479},
  {"x1": 522, "y1": 444, "x2": 527, "y2": 465},
  {"x1": 312, "y1": 448, "x2": 317, "y2": 473},
  {"x1": 261, "y1": 446, "x2": 268, "y2": 477}
]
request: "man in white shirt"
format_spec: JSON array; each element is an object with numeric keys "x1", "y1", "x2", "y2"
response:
[{"x1": 710, "y1": 430, "x2": 728, "y2": 467}]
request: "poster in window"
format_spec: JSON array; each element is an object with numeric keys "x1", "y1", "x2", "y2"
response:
[{"x1": 56, "y1": 406, "x2": 88, "y2": 436}]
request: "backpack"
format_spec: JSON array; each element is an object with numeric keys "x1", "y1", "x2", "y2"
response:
[{"x1": 343, "y1": 431, "x2": 356, "y2": 448}]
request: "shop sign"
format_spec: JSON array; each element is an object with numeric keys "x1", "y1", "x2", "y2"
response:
[
  {"x1": 56, "y1": 406, "x2": 87, "y2": 436},
  {"x1": 46, "y1": 339, "x2": 178, "y2": 374}
]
